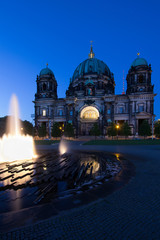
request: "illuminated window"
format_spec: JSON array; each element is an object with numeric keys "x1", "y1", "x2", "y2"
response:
[
  {"x1": 42, "y1": 109, "x2": 46, "y2": 116},
  {"x1": 80, "y1": 106, "x2": 99, "y2": 120},
  {"x1": 70, "y1": 111, "x2": 73, "y2": 116}
]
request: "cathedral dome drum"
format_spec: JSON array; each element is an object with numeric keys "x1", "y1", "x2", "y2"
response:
[
  {"x1": 72, "y1": 57, "x2": 112, "y2": 82},
  {"x1": 66, "y1": 45, "x2": 115, "y2": 97}
]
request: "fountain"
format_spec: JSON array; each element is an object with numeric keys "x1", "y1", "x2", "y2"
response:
[
  {"x1": 0, "y1": 94, "x2": 36, "y2": 162},
  {"x1": 59, "y1": 136, "x2": 68, "y2": 155},
  {"x1": 0, "y1": 94, "x2": 124, "y2": 215}
]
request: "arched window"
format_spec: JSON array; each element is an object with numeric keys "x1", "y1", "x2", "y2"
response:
[
  {"x1": 138, "y1": 75, "x2": 144, "y2": 83},
  {"x1": 80, "y1": 106, "x2": 99, "y2": 120},
  {"x1": 59, "y1": 110, "x2": 63, "y2": 116},
  {"x1": 107, "y1": 109, "x2": 111, "y2": 114},
  {"x1": 139, "y1": 105, "x2": 144, "y2": 112},
  {"x1": 43, "y1": 83, "x2": 47, "y2": 91},
  {"x1": 87, "y1": 88, "x2": 92, "y2": 95},
  {"x1": 70, "y1": 111, "x2": 73, "y2": 116},
  {"x1": 42, "y1": 109, "x2": 46, "y2": 116},
  {"x1": 119, "y1": 107, "x2": 124, "y2": 114}
]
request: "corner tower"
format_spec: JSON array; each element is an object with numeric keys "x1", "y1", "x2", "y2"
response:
[
  {"x1": 34, "y1": 64, "x2": 57, "y2": 137},
  {"x1": 126, "y1": 53, "x2": 153, "y2": 94},
  {"x1": 126, "y1": 54, "x2": 155, "y2": 135},
  {"x1": 35, "y1": 64, "x2": 57, "y2": 100}
]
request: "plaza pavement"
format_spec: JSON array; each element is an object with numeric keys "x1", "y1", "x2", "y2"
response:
[{"x1": 0, "y1": 142, "x2": 160, "y2": 239}]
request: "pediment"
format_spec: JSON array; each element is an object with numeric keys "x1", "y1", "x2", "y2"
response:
[{"x1": 136, "y1": 111, "x2": 151, "y2": 117}]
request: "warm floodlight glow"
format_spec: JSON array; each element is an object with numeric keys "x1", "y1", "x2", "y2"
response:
[
  {"x1": 80, "y1": 106, "x2": 99, "y2": 120},
  {"x1": 116, "y1": 125, "x2": 119, "y2": 129},
  {"x1": 0, "y1": 94, "x2": 37, "y2": 162},
  {"x1": 59, "y1": 137, "x2": 67, "y2": 155},
  {"x1": 0, "y1": 134, "x2": 36, "y2": 162}
]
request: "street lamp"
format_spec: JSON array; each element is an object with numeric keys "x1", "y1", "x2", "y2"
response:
[
  {"x1": 152, "y1": 115, "x2": 155, "y2": 140},
  {"x1": 116, "y1": 124, "x2": 119, "y2": 140}
]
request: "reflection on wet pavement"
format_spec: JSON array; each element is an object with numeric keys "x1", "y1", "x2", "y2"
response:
[{"x1": 0, "y1": 151, "x2": 121, "y2": 214}]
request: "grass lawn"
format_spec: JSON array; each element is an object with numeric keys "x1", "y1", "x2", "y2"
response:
[
  {"x1": 84, "y1": 139, "x2": 160, "y2": 145},
  {"x1": 34, "y1": 140, "x2": 59, "y2": 145}
]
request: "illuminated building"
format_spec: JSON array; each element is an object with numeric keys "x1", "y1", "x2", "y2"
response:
[{"x1": 34, "y1": 46, "x2": 155, "y2": 136}]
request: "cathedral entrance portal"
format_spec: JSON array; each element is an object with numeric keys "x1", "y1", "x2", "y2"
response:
[{"x1": 80, "y1": 106, "x2": 100, "y2": 135}]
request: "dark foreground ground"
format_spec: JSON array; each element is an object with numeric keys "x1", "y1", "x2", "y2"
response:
[{"x1": 0, "y1": 142, "x2": 160, "y2": 239}]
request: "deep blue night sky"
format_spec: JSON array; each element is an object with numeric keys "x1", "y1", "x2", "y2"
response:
[{"x1": 0, "y1": 0, "x2": 159, "y2": 123}]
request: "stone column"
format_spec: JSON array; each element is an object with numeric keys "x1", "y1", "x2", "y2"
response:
[
  {"x1": 135, "y1": 74, "x2": 137, "y2": 83},
  {"x1": 147, "y1": 101, "x2": 150, "y2": 113},
  {"x1": 129, "y1": 102, "x2": 132, "y2": 122},
  {"x1": 111, "y1": 104, "x2": 114, "y2": 122},
  {"x1": 146, "y1": 72, "x2": 148, "y2": 82},
  {"x1": 136, "y1": 119, "x2": 138, "y2": 135}
]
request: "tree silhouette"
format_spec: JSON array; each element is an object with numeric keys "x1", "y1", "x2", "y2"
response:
[
  {"x1": 90, "y1": 123, "x2": 101, "y2": 139},
  {"x1": 107, "y1": 122, "x2": 116, "y2": 139},
  {"x1": 51, "y1": 122, "x2": 62, "y2": 138},
  {"x1": 64, "y1": 123, "x2": 74, "y2": 138},
  {"x1": 38, "y1": 123, "x2": 47, "y2": 137},
  {"x1": 154, "y1": 121, "x2": 160, "y2": 138},
  {"x1": 121, "y1": 122, "x2": 132, "y2": 139},
  {"x1": 139, "y1": 120, "x2": 151, "y2": 138}
]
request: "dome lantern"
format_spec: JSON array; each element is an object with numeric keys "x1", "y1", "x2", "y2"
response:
[{"x1": 88, "y1": 41, "x2": 95, "y2": 59}]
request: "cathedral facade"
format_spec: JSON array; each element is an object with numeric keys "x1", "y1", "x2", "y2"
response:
[{"x1": 34, "y1": 46, "x2": 155, "y2": 137}]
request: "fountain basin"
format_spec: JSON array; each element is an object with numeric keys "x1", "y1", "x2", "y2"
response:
[{"x1": 0, "y1": 150, "x2": 122, "y2": 213}]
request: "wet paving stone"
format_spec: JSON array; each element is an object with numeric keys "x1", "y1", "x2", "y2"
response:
[{"x1": 2, "y1": 144, "x2": 159, "y2": 239}]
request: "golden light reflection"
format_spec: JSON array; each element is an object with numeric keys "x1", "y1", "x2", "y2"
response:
[
  {"x1": 81, "y1": 159, "x2": 100, "y2": 174},
  {"x1": 0, "y1": 160, "x2": 35, "y2": 188},
  {"x1": 115, "y1": 153, "x2": 120, "y2": 161}
]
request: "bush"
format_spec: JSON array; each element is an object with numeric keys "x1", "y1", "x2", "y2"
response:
[
  {"x1": 154, "y1": 121, "x2": 160, "y2": 138},
  {"x1": 64, "y1": 123, "x2": 74, "y2": 138},
  {"x1": 139, "y1": 120, "x2": 151, "y2": 138}
]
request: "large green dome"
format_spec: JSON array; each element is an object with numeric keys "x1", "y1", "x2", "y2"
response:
[
  {"x1": 131, "y1": 57, "x2": 148, "y2": 67},
  {"x1": 40, "y1": 67, "x2": 54, "y2": 76},
  {"x1": 72, "y1": 58, "x2": 112, "y2": 82}
]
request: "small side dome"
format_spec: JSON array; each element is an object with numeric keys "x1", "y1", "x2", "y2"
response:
[
  {"x1": 39, "y1": 65, "x2": 54, "y2": 76},
  {"x1": 131, "y1": 56, "x2": 148, "y2": 67}
]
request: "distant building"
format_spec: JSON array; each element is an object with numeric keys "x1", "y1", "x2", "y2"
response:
[{"x1": 33, "y1": 46, "x2": 156, "y2": 136}]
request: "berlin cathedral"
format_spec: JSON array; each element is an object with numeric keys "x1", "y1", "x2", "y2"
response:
[{"x1": 34, "y1": 45, "x2": 156, "y2": 136}]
